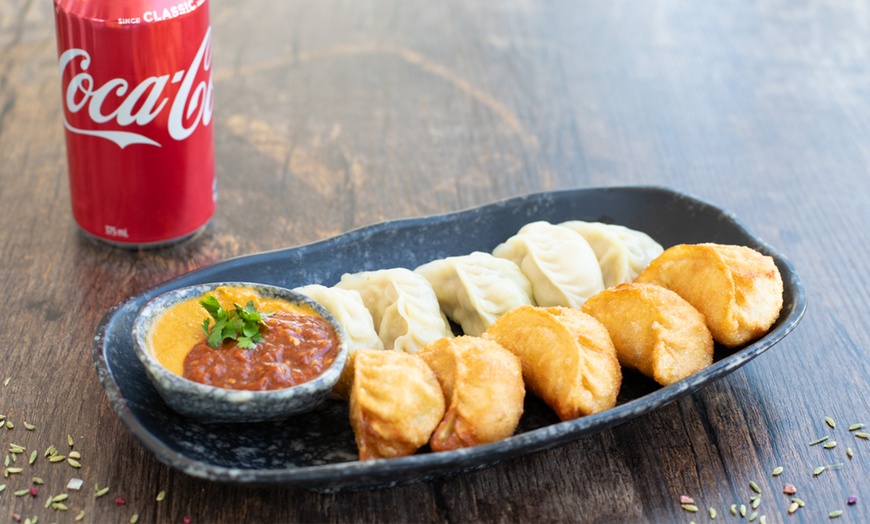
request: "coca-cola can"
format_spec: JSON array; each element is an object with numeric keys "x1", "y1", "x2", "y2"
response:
[{"x1": 53, "y1": 0, "x2": 216, "y2": 247}]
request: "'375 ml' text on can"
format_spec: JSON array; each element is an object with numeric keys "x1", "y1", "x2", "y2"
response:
[{"x1": 54, "y1": 0, "x2": 216, "y2": 247}]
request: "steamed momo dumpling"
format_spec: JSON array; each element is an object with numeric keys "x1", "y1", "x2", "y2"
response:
[
  {"x1": 559, "y1": 221, "x2": 664, "y2": 288},
  {"x1": 415, "y1": 252, "x2": 534, "y2": 336},
  {"x1": 293, "y1": 284, "x2": 385, "y2": 398},
  {"x1": 292, "y1": 285, "x2": 384, "y2": 353},
  {"x1": 492, "y1": 221, "x2": 605, "y2": 308},
  {"x1": 336, "y1": 268, "x2": 453, "y2": 353}
]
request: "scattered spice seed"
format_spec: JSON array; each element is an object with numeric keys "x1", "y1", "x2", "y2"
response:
[
  {"x1": 52, "y1": 494, "x2": 68, "y2": 502},
  {"x1": 44, "y1": 495, "x2": 52, "y2": 508},
  {"x1": 855, "y1": 432, "x2": 870, "y2": 439},
  {"x1": 740, "y1": 504, "x2": 747, "y2": 517},
  {"x1": 156, "y1": 490, "x2": 166, "y2": 502},
  {"x1": 749, "y1": 511, "x2": 758, "y2": 521},
  {"x1": 67, "y1": 458, "x2": 81, "y2": 468},
  {"x1": 681, "y1": 504, "x2": 699, "y2": 512},
  {"x1": 44, "y1": 446, "x2": 55, "y2": 457},
  {"x1": 788, "y1": 502, "x2": 799, "y2": 514},
  {"x1": 28, "y1": 451, "x2": 36, "y2": 465},
  {"x1": 814, "y1": 466, "x2": 827, "y2": 476},
  {"x1": 4, "y1": 455, "x2": 8, "y2": 467},
  {"x1": 14, "y1": 489, "x2": 29, "y2": 496},
  {"x1": 68, "y1": 451, "x2": 81, "y2": 460},
  {"x1": 829, "y1": 510, "x2": 843, "y2": 518},
  {"x1": 752, "y1": 497, "x2": 761, "y2": 509},
  {"x1": 772, "y1": 466, "x2": 783, "y2": 476},
  {"x1": 679, "y1": 495, "x2": 695, "y2": 504},
  {"x1": 23, "y1": 422, "x2": 34, "y2": 431},
  {"x1": 824, "y1": 441, "x2": 838, "y2": 449},
  {"x1": 131, "y1": 514, "x2": 139, "y2": 524},
  {"x1": 52, "y1": 502, "x2": 69, "y2": 511},
  {"x1": 74, "y1": 510, "x2": 85, "y2": 522},
  {"x1": 793, "y1": 498, "x2": 806, "y2": 507},
  {"x1": 847, "y1": 447, "x2": 854, "y2": 459},
  {"x1": 0, "y1": 484, "x2": 5, "y2": 492},
  {"x1": 6, "y1": 420, "x2": 13, "y2": 429},
  {"x1": 809, "y1": 436, "x2": 830, "y2": 446},
  {"x1": 730, "y1": 504, "x2": 737, "y2": 515},
  {"x1": 6, "y1": 467, "x2": 23, "y2": 475},
  {"x1": 95, "y1": 486, "x2": 110, "y2": 498},
  {"x1": 49, "y1": 455, "x2": 66, "y2": 463},
  {"x1": 115, "y1": 497, "x2": 127, "y2": 505},
  {"x1": 67, "y1": 434, "x2": 74, "y2": 447},
  {"x1": 750, "y1": 480, "x2": 762, "y2": 493},
  {"x1": 825, "y1": 416, "x2": 836, "y2": 428},
  {"x1": 3, "y1": 377, "x2": 10, "y2": 387},
  {"x1": 32, "y1": 477, "x2": 43, "y2": 485},
  {"x1": 849, "y1": 423, "x2": 865, "y2": 431},
  {"x1": 759, "y1": 516, "x2": 767, "y2": 524}
]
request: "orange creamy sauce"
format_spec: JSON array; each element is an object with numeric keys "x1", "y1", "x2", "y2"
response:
[{"x1": 149, "y1": 286, "x2": 339, "y2": 391}]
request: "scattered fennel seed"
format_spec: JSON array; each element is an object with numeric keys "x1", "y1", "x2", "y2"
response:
[
  {"x1": 75, "y1": 511, "x2": 85, "y2": 522},
  {"x1": 829, "y1": 510, "x2": 843, "y2": 518},
  {"x1": 809, "y1": 436, "x2": 830, "y2": 446},
  {"x1": 740, "y1": 504, "x2": 747, "y2": 517},
  {"x1": 157, "y1": 490, "x2": 166, "y2": 502},
  {"x1": 788, "y1": 502, "x2": 799, "y2": 514},
  {"x1": 28, "y1": 451, "x2": 36, "y2": 465},
  {"x1": 825, "y1": 416, "x2": 836, "y2": 428},
  {"x1": 3, "y1": 377, "x2": 10, "y2": 387},
  {"x1": 772, "y1": 466, "x2": 783, "y2": 476},
  {"x1": 749, "y1": 511, "x2": 758, "y2": 521},
  {"x1": 68, "y1": 458, "x2": 81, "y2": 468},
  {"x1": 752, "y1": 497, "x2": 761, "y2": 509},
  {"x1": 750, "y1": 480, "x2": 761, "y2": 493},
  {"x1": 824, "y1": 441, "x2": 838, "y2": 449},
  {"x1": 23, "y1": 422, "x2": 34, "y2": 431},
  {"x1": 855, "y1": 432, "x2": 870, "y2": 440},
  {"x1": 52, "y1": 502, "x2": 69, "y2": 511},
  {"x1": 847, "y1": 447, "x2": 854, "y2": 458},
  {"x1": 730, "y1": 504, "x2": 737, "y2": 515},
  {"x1": 709, "y1": 507, "x2": 716, "y2": 519},
  {"x1": 792, "y1": 498, "x2": 805, "y2": 507},
  {"x1": 67, "y1": 434, "x2": 74, "y2": 448},
  {"x1": 681, "y1": 504, "x2": 699, "y2": 512},
  {"x1": 849, "y1": 423, "x2": 865, "y2": 431},
  {"x1": 95, "y1": 486, "x2": 110, "y2": 498},
  {"x1": 52, "y1": 494, "x2": 68, "y2": 502}
]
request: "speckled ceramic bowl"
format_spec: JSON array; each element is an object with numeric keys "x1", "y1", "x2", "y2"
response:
[{"x1": 131, "y1": 282, "x2": 348, "y2": 424}]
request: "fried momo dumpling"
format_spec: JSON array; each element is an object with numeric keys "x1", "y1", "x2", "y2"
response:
[
  {"x1": 293, "y1": 284, "x2": 384, "y2": 398},
  {"x1": 418, "y1": 336, "x2": 525, "y2": 451},
  {"x1": 492, "y1": 221, "x2": 605, "y2": 308},
  {"x1": 336, "y1": 268, "x2": 453, "y2": 353},
  {"x1": 415, "y1": 252, "x2": 534, "y2": 336},
  {"x1": 349, "y1": 350, "x2": 445, "y2": 461},
  {"x1": 582, "y1": 283, "x2": 713, "y2": 386},
  {"x1": 559, "y1": 221, "x2": 663, "y2": 288},
  {"x1": 484, "y1": 306, "x2": 621, "y2": 420},
  {"x1": 635, "y1": 243, "x2": 784, "y2": 348}
]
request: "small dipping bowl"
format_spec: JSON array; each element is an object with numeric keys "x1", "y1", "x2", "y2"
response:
[{"x1": 132, "y1": 282, "x2": 348, "y2": 423}]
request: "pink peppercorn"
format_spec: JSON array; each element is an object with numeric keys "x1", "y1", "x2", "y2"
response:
[
  {"x1": 115, "y1": 497, "x2": 127, "y2": 505},
  {"x1": 848, "y1": 496, "x2": 857, "y2": 505},
  {"x1": 183, "y1": 517, "x2": 192, "y2": 524},
  {"x1": 679, "y1": 495, "x2": 695, "y2": 504},
  {"x1": 29, "y1": 487, "x2": 37, "y2": 497}
]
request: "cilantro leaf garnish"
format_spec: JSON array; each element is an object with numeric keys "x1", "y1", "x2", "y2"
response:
[{"x1": 200, "y1": 296, "x2": 272, "y2": 349}]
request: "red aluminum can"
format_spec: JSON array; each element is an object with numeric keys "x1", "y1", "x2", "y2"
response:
[{"x1": 53, "y1": 0, "x2": 215, "y2": 247}]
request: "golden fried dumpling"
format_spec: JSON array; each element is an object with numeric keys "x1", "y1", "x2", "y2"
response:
[
  {"x1": 484, "y1": 306, "x2": 621, "y2": 421},
  {"x1": 582, "y1": 283, "x2": 714, "y2": 386},
  {"x1": 634, "y1": 243, "x2": 784, "y2": 347},
  {"x1": 418, "y1": 336, "x2": 525, "y2": 451},
  {"x1": 349, "y1": 350, "x2": 445, "y2": 461}
]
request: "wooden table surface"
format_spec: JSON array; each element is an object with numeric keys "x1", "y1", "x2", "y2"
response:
[{"x1": 2, "y1": 0, "x2": 869, "y2": 522}]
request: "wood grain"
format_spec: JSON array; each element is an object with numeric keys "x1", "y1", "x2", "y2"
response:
[{"x1": 1, "y1": 0, "x2": 869, "y2": 522}]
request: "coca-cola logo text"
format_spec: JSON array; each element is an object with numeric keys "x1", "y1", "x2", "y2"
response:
[{"x1": 58, "y1": 27, "x2": 214, "y2": 149}]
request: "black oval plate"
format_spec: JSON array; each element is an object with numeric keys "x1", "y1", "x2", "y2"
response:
[{"x1": 93, "y1": 186, "x2": 806, "y2": 492}]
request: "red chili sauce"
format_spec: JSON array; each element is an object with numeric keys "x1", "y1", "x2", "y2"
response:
[{"x1": 183, "y1": 310, "x2": 339, "y2": 390}]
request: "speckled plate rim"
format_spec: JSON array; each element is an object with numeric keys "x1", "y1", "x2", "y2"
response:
[{"x1": 92, "y1": 185, "x2": 807, "y2": 491}]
